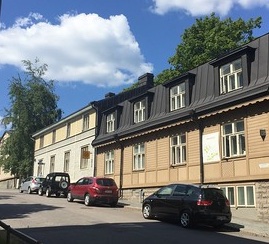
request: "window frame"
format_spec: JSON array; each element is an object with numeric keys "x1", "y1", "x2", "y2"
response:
[
  {"x1": 170, "y1": 83, "x2": 186, "y2": 111},
  {"x1": 105, "y1": 150, "x2": 114, "y2": 174},
  {"x1": 236, "y1": 185, "x2": 255, "y2": 207},
  {"x1": 134, "y1": 99, "x2": 146, "y2": 124},
  {"x1": 50, "y1": 155, "x2": 55, "y2": 173},
  {"x1": 64, "y1": 151, "x2": 70, "y2": 172},
  {"x1": 170, "y1": 134, "x2": 187, "y2": 166},
  {"x1": 82, "y1": 113, "x2": 90, "y2": 131},
  {"x1": 66, "y1": 122, "x2": 71, "y2": 138},
  {"x1": 80, "y1": 146, "x2": 89, "y2": 169},
  {"x1": 222, "y1": 120, "x2": 245, "y2": 158},
  {"x1": 106, "y1": 112, "x2": 116, "y2": 133},
  {"x1": 133, "y1": 143, "x2": 145, "y2": 170}
]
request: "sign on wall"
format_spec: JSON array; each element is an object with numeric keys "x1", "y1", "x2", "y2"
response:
[{"x1": 202, "y1": 132, "x2": 220, "y2": 163}]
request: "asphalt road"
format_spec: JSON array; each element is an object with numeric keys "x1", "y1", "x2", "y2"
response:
[{"x1": 1, "y1": 190, "x2": 269, "y2": 244}]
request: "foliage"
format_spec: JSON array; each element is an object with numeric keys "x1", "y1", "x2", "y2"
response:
[
  {"x1": 0, "y1": 59, "x2": 62, "y2": 178},
  {"x1": 154, "y1": 13, "x2": 262, "y2": 84}
]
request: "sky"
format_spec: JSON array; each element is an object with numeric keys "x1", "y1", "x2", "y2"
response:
[{"x1": 1, "y1": 0, "x2": 269, "y2": 136}]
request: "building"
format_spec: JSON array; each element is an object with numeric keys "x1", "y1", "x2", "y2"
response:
[
  {"x1": 0, "y1": 131, "x2": 16, "y2": 189},
  {"x1": 32, "y1": 105, "x2": 96, "y2": 182},
  {"x1": 92, "y1": 33, "x2": 269, "y2": 223}
]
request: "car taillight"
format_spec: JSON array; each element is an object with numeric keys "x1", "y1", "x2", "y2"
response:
[
  {"x1": 197, "y1": 199, "x2": 213, "y2": 206},
  {"x1": 32, "y1": 179, "x2": 37, "y2": 184}
]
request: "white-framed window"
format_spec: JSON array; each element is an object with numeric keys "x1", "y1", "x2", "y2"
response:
[
  {"x1": 82, "y1": 113, "x2": 90, "y2": 131},
  {"x1": 134, "y1": 99, "x2": 146, "y2": 123},
  {"x1": 52, "y1": 130, "x2": 56, "y2": 143},
  {"x1": 170, "y1": 83, "x2": 186, "y2": 111},
  {"x1": 64, "y1": 151, "x2": 70, "y2": 172},
  {"x1": 105, "y1": 150, "x2": 114, "y2": 174},
  {"x1": 220, "y1": 186, "x2": 235, "y2": 207},
  {"x1": 133, "y1": 143, "x2": 145, "y2": 170},
  {"x1": 107, "y1": 112, "x2": 115, "y2": 133},
  {"x1": 50, "y1": 155, "x2": 55, "y2": 173},
  {"x1": 80, "y1": 146, "x2": 89, "y2": 169},
  {"x1": 222, "y1": 120, "x2": 245, "y2": 158},
  {"x1": 39, "y1": 135, "x2": 44, "y2": 148},
  {"x1": 220, "y1": 59, "x2": 243, "y2": 94},
  {"x1": 66, "y1": 123, "x2": 71, "y2": 138},
  {"x1": 237, "y1": 185, "x2": 255, "y2": 207},
  {"x1": 170, "y1": 134, "x2": 186, "y2": 165}
]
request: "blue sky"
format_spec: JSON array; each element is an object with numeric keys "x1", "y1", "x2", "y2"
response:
[{"x1": 1, "y1": 0, "x2": 269, "y2": 136}]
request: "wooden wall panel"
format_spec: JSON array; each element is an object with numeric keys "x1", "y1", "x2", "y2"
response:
[
  {"x1": 188, "y1": 130, "x2": 200, "y2": 166},
  {"x1": 146, "y1": 139, "x2": 157, "y2": 170},
  {"x1": 157, "y1": 137, "x2": 169, "y2": 168}
]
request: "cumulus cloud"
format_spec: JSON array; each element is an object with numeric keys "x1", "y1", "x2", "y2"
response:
[
  {"x1": 0, "y1": 13, "x2": 153, "y2": 87},
  {"x1": 151, "y1": 0, "x2": 269, "y2": 16}
]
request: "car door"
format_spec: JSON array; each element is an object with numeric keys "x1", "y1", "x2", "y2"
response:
[
  {"x1": 21, "y1": 177, "x2": 32, "y2": 191},
  {"x1": 72, "y1": 178, "x2": 84, "y2": 199}
]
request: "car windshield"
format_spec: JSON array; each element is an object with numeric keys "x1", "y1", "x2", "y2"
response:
[
  {"x1": 203, "y1": 188, "x2": 226, "y2": 199},
  {"x1": 96, "y1": 179, "x2": 115, "y2": 186}
]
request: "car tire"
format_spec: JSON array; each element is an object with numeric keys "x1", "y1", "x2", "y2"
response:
[
  {"x1": 84, "y1": 194, "x2": 92, "y2": 206},
  {"x1": 142, "y1": 204, "x2": 153, "y2": 219},
  {"x1": 27, "y1": 187, "x2": 32, "y2": 194},
  {"x1": 46, "y1": 188, "x2": 51, "y2": 197},
  {"x1": 67, "y1": 192, "x2": 74, "y2": 202},
  {"x1": 38, "y1": 188, "x2": 43, "y2": 196},
  {"x1": 180, "y1": 210, "x2": 192, "y2": 228}
]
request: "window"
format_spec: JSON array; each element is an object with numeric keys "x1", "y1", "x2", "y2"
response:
[
  {"x1": 221, "y1": 186, "x2": 235, "y2": 206},
  {"x1": 222, "y1": 121, "x2": 245, "y2": 158},
  {"x1": 39, "y1": 135, "x2": 44, "y2": 148},
  {"x1": 134, "y1": 99, "x2": 146, "y2": 123},
  {"x1": 50, "y1": 155, "x2": 55, "y2": 173},
  {"x1": 220, "y1": 59, "x2": 242, "y2": 94},
  {"x1": 82, "y1": 113, "x2": 90, "y2": 131},
  {"x1": 66, "y1": 123, "x2": 71, "y2": 138},
  {"x1": 237, "y1": 186, "x2": 255, "y2": 207},
  {"x1": 105, "y1": 150, "x2": 114, "y2": 174},
  {"x1": 80, "y1": 146, "x2": 89, "y2": 169},
  {"x1": 64, "y1": 151, "x2": 70, "y2": 172},
  {"x1": 170, "y1": 83, "x2": 186, "y2": 111},
  {"x1": 107, "y1": 112, "x2": 115, "y2": 133},
  {"x1": 52, "y1": 130, "x2": 56, "y2": 143},
  {"x1": 170, "y1": 134, "x2": 186, "y2": 165},
  {"x1": 133, "y1": 143, "x2": 145, "y2": 170}
]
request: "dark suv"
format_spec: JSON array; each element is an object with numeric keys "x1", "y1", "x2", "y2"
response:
[
  {"x1": 142, "y1": 183, "x2": 232, "y2": 228},
  {"x1": 38, "y1": 172, "x2": 70, "y2": 197}
]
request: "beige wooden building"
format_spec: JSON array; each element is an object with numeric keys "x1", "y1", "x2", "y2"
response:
[{"x1": 93, "y1": 34, "x2": 269, "y2": 223}]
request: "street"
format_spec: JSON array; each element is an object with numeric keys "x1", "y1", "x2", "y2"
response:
[{"x1": 0, "y1": 190, "x2": 269, "y2": 244}]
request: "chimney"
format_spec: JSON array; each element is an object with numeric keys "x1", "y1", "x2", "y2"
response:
[
  {"x1": 137, "y1": 73, "x2": 154, "y2": 88},
  {"x1": 105, "y1": 92, "x2": 115, "y2": 98}
]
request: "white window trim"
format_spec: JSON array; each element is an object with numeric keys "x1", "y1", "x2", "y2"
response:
[
  {"x1": 134, "y1": 100, "x2": 146, "y2": 123},
  {"x1": 105, "y1": 151, "x2": 114, "y2": 174},
  {"x1": 106, "y1": 112, "x2": 115, "y2": 133},
  {"x1": 236, "y1": 185, "x2": 256, "y2": 207},
  {"x1": 82, "y1": 114, "x2": 90, "y2": 131},
  {"x1": 133, "y1": 143, "x2": 145, "y2": 170},
  {"x1": 170, "y1": 134, "x2": 186, "y2": 165},
  {"x1": 170, "y1": 83, "x2": 186, "y2": 111}
]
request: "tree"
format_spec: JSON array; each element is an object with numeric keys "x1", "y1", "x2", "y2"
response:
[
  {"x1": 155, "y1": 13, "x2": 262, "y2": 84},
  {"x1": 0, "y1": 59, "x2": 62, "y2": 178}
]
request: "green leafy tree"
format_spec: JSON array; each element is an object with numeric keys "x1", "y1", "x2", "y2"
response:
[
  {"x1": 0, "y1": 59, "x2": 62, "y2": 178},
  {"x1": 155, "y1": 13, "x2": 262, "y2": 84}
]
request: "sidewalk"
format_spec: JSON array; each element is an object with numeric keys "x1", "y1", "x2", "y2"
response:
[{"x1": 118, "y1": 198, "x2": 269, "y2": 238}]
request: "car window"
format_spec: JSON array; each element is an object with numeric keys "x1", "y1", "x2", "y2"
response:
[
  {"x1": 157, "y1": 186, "x2": 174, "y2": 196},
  {"x1": 173, "y1": 185, "x2": 187, "y2": 196},
  {"x1": 77, "y1": 178, "x2": 84, "y2": 185},
  {"x1": 203, "y1": 188, "x2": 226, "y2": 200},
  {"x1": 96, "y1": 179, "x2": 115, "y2": 186},
  {"x1": 83, "y1": 178, "x2": 90, "y2": 185}
]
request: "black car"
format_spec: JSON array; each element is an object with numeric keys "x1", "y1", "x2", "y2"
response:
[
  {"x1": 142, "y1": 183, "x2": 232, "y2": 228},
  {"x1": 38, "y1": 172, "x2": 70, "y2": 197}
]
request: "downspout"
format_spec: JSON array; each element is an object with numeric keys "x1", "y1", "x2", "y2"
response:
[
  {"x1": 190, "y1": 109, "x2": 204, "y2": 184},
  {"x1": 114, "y1": 134, "x2": 124, "y2": 198}
]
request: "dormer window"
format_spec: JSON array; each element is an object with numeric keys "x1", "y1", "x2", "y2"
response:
[
  {"x1": 170, "y1": 83, "x2": 186, "y2": 111},
  {"x1": 220, "y1": 59, "x2": 243, "y2": 94},
  {"x1": 106, "y1": 112, "x2": 115, "y2": 133},
  {"x1": 134, "y1": 99, "x2": 146, "y2": 123}
]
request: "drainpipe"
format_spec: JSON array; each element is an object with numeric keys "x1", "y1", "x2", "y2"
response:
[
  {"x1": 190, "y1": 110, "x2": 204, "y2": 185},
  {"x1": 114, "y1": 134, "x2": 124, "y2": 198}
]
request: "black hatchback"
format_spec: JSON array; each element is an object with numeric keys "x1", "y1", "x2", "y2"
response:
[{"x1": 142, "y1": 183, "x2": 232, "y2": 228}]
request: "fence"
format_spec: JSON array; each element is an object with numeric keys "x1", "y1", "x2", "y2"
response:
[{"x1": 0, "y1": 220, "x2": 42, "y2": 244}]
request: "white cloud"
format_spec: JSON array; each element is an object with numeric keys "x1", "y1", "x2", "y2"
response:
[
  {"x1": 151, "y1": 0, "x2": 269, "y2": 16},
  {"x1": 0, "y1": 13, "x2": 153, "y2": 87}
]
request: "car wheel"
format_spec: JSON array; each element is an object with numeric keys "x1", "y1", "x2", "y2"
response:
[
  {"x1": 59, "y1": 181, "x2": 68, "y2": 189},
  {"x1": 27, "y1": 187, "x2": 32, "y2": 194},
  {"x1": 46, "y1": 188, "x2": 51, "y2": 197},
  {"x1": 84, "y1": 194, "x2": 92, "y2": 206},
  {"x1": 67, "y1": 192, "x2": 74, "y2": 202},
  {"x1": 38, "y1": 188, "x2": 43, "y2": 196},
  {"x1": 142, "y1": 204, "x2": 153, "y2": 219},
  {"x1": 180, "y1": 210, "x2": 192, "y2": 228}
]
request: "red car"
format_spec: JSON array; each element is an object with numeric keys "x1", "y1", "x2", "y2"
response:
[{"x1": 67, "y1": 177, "x2": 119, "y2": 207}]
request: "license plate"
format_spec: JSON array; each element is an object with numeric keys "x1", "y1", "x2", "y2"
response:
[{"x1": 105, "y1": 190, "x2": 112, "y2": 193}]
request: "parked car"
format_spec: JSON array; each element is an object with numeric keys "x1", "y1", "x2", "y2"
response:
[
  {"x1": 38, "y1": 172, "x2": 70, "y2": 197},
  {"x1": 142, "y1": 183, "x2": 232, "y2": 228},
  {"x1": 19, "y1": 176, "x2": 45, "y2": 194},
  {"x1": 67, "y1": 177, "x2": 119, "y2": 207}
]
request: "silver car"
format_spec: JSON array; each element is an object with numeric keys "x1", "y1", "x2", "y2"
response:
[{"x1": 19, "y1": 176, "x2": 45, "y2": 194}]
